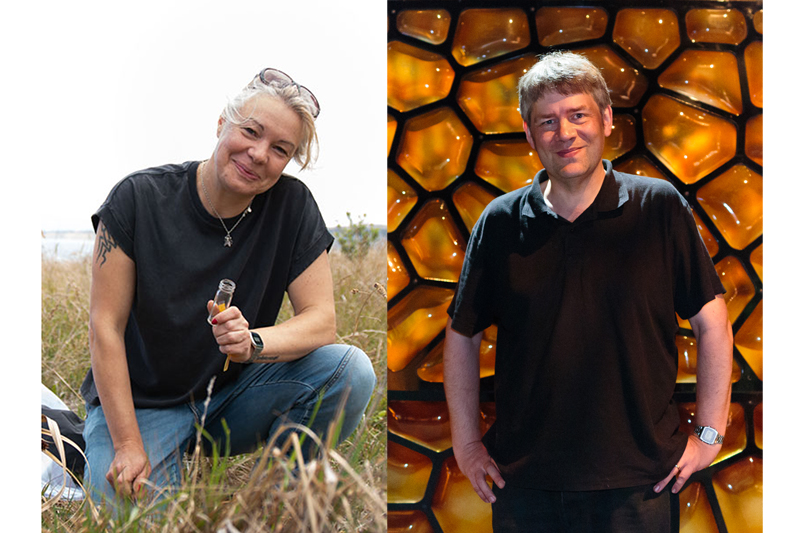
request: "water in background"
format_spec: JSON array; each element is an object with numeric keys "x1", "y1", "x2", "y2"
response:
[{"x1": 42, "y1": 231, "x2": 94, "y2": 261}]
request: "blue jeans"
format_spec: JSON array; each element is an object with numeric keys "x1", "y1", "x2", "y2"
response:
[{"x1": 83, "y1": 344, "x2": 375, "y2": 505}]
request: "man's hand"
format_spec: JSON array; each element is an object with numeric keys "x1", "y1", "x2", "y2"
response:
[
  {"x1": 653, "y1": 435, "x2": 721, "y2": 494},
  {"x1": 106, "y1": 441, "x2": 151, "y2": 499},
  {"x1": 454, "y1": 440, "x2": 506, "y2": 504},
  {"x1": 207, "y1": 301, "x2": 252, "y2": 363}
]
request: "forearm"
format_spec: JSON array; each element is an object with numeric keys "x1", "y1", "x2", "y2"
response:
[
  {"x1": 695, "y1": 320, "x2": 734, "y2": 434},
  {"x1": 248, "y1": 305, "x2": 336, "y2": 363},
  {"x1": 443, "y1": 320, "x2": 484, "y2": 452},
  {"x1": 89, "y1": 323, "x2": 144, "y2": 449}
]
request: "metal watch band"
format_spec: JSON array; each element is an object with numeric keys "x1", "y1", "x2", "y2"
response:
[{"x1": 244, "y1": 331, "x2": 264, "y2": 364}]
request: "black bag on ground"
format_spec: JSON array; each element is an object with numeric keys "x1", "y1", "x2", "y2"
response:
[{"x1": 41, "y1": 407, "x2": 86, "y2": 478}]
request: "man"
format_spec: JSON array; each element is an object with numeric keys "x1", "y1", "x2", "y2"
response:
[{"x1": 443, "y1": 51, "x2": 733, "y2": 532}]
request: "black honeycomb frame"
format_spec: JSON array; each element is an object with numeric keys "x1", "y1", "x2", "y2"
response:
[{"x1": 388, "y1": 2, "x2": 763, "y2": 532}]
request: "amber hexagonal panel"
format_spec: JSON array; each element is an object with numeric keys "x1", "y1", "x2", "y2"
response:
[
  {"x1": 432, "y1": 456, "x2": 493, "y2": 532},
  {"x1": 642, "y1": 94, "x2": 736, "y2": 185},
  {"x1": 575, "y1": 45, "x2": 649, "y2": 107},
  {"x1": 388, "y1": 114, "x2": 397, "y2": 157},
  {"x1": 753, "y1": 403, "x2": 762, "y2": 449},
  {"x1": 602, "y1": 114, "x2": 636, "y2": 162},
  {"x1": 401, "y1": 199, "x2": 466, "y2": 283},
  {"x1": 474, "y1": 139, "x2": 543, "y2": 193},
  {"x1": 388, "y1": 510, "x2": 435, "y2": 533},
  {"x1": 388, "y1": 41, "x2": 455, "y2": 112},
  {"x1": 453, "y1": 182, "x2": 497, "y2": 233},
  {"x1": 678, "y1": 403, "x2": 746, "y2": 465},
  {"x1": 658, "y1": 50, "x2": 743, "y2": 115},
  {"x1": 692, "y1": 209, "x2": 720, "y2": 259},
  {"x1": 397, "y1": 9, "x2": 451, "y2": 46},
  {"x1": 388, "y1": 285, "x2": 453, "y2": 372},
  {"x1": 745, "y1": 114, "x2": 763, "y2": 166},
  {"x1": 685, "y1": 9, "x2": 747, "y2": 45},
  {"x1": 457, "y1": 54, "x2": 538, "y2": 134},
  {"x1": 716, "y1": 256, "x2": 756, "y2": 325},
  {"x1": 388, "y1": 440, "x2": 433, "y2": 504},
  {"x1": 451, "y1": 8, "x2": 530, "y2": 67},
  {"x1": 712, "y1": 457, "x2": 763, "y2": 533},
  {"x1": 417, "y1": 325, "x2": 498, "y2": 383},
  {"x1": 750, "y1": 243, "x2": 762, "y2": 281},
  {"x1": 388, "y1": 241, "x2": 410, "y2": 302},
  {"x1": 388, "y1": 169, "x2": 418, "y2": 233},
  {"x1": 389, "y1": 401, "x2": 452, "y2": 452},
  {"x1": 754, "y1": 10, "x2": 763, "y2": 34},
  {"x1": 745, "y1": 41, "x2": 763, "y2": 108},
  {"x1": 676, "y1": 334, "x2": 741, "y2": 384},
  {"x1": 396, "y1": 107, "x2": 473, "y2": 191},
  {"x1": 613, "y1": 9, "x2": 680, "y2": 69},
  {"x1": 679, "y1": 482, "x2": 720, "y2": 533},
  {"x1": 735, "y1": 299, "x2": 763, "y2": 381},
  {"x1": 535, "y1": 7, "x2": 607, "y2": 47},
  {"x1": 697, "y1": 164, "x2": 762, "y2": 250},
  {"x1": 614, "y1": 155, "x2": 668, "y2": 182}
]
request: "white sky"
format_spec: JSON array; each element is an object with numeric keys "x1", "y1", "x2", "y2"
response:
[{"x1": 25, "y1": 0, "x2": 386, "y2": 231}]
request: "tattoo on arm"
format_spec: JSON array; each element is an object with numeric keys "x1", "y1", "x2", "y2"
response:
[
  {"x1": 96, "y1": 225, "x2": 118, "y2": 267},
  {"x1": 254, "y1": 354, "x2": 280, "y2": 362}
]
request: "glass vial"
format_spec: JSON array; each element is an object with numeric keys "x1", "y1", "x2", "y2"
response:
[{"x1": 208, "y1": 279, "x2": 236, "y2": 325}]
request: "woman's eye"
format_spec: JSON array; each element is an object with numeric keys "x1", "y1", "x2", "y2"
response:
[{"x1": 243, "y1": 127, "x2": 257, "y2": 136}]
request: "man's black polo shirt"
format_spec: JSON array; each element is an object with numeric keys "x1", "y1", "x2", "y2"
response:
[{"x1": 448, "y1": 160, "x2": 724, "y2": 491}]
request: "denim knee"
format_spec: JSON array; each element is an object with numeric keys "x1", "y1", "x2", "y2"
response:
[{"x1": 333, "y1": 346, "x2": 376, "y2": 439}]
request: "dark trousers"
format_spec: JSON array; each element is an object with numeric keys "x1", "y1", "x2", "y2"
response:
[{"x1": 492, "y1": 483, "x2": 677, "y2": 533}]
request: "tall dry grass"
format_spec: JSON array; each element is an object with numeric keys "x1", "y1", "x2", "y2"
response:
[{"x1": 41, "y1": 245, "x2": 387, "y2": 532}]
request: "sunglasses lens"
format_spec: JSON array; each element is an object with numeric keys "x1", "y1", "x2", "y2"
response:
[{"x1": 259, "y1": 68, "x2": 292, "y2": 86}]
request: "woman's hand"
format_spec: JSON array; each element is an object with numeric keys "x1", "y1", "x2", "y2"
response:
[
  {"x1": 106, "y1": 441, "x2": 151, "y2": 499},
  {"x1": 207, "y1": 301, "x2": 253, "y2": 363}
]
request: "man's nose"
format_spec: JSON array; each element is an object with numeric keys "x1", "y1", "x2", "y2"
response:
[{"x1": 556, "y1": 119, "x2": 576, "y2": 139}]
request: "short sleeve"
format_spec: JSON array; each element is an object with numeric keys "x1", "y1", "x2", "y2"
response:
[
  {"x1": 447, "y1": 207, "x2": 496, "y2": 336},
  {"x1": 91, "y1": 177, "x2": 137, "y2": 261},
  {"x1": 672, "y1": 196, "x2": 725, "y2": 320},
  {"x1": 287, "y1": 185, "x2": 334, "y2": 284}
]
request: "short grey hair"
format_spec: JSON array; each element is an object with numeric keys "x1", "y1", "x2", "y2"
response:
[
  {"x1": 221, "y1": 76, "x2": 319, "y2": 171},
  {"x1": 518, "y1": 50, "x2": 611, "y2": 127}
]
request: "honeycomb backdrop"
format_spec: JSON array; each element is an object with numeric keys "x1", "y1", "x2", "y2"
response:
[{"x1": 387, "y1": 1, "x2": 763, "y2": 532}]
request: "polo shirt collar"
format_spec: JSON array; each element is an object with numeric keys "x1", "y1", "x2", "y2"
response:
[{"x1": 521, "y1": 159, "x2": 629, "y2": 219}]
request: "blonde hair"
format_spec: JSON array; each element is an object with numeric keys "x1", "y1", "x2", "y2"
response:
[
  {"x1": 518, "y1": 51, "x2": 611, "y2": 127},
  {"x1": 221, "y1": 77, "x2": 319, "y2": 170}
]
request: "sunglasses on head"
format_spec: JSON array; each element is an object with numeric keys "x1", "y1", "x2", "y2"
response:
[{"x1": 258, "y1": 68, "x2": 320, "y2": 119}]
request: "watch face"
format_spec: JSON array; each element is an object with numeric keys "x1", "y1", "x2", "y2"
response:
[
  {"x1": 700, "y1": 427, "x2": 717, "y2": 443},
  {"x1": 250, "y1": 331, "x2": 264, "y2": 349}
]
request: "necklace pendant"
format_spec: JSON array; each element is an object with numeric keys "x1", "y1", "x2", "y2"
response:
[{"x1": 224, "y1": 235, "x2": 233, "y2": 247}]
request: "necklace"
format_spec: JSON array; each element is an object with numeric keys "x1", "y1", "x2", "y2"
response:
[{"x1": 198, "y1": 161, "x2": 253, "y2": 247}]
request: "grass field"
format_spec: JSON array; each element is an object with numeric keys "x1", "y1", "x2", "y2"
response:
[{"x1": 41, "y1": 245, "x2": 387, "y2": 532}]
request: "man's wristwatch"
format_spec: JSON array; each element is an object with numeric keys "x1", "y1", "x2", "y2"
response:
[
  {"x1": 245, "y1": 331, "x2": 264, "y2": 363},
  {"x1": 694, "y1": 425, "x2": 724, "y2": 445}
]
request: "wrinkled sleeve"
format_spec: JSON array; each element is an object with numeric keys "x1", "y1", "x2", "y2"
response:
[
  {"x1": 448, "y1": 207, "x2": 496, "y2": 336},
  {"x1": 91, "y1": 177, "x2": 137, "y2": 262},
  {"x1": 672, "y1": 195, "x2": 725, "y2": 320},
  {"x1": 288, "y1": 185, "x2": 334, "y2": 284}
]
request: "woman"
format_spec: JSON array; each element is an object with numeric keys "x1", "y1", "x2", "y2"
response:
[{"x1": 80, "y1": 68, "x2": 376, "y2": 504}]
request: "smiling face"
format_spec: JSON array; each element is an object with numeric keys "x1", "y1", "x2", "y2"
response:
[
  {"x1": 211, "y1": 93, "x2": 303, "y2": 199},
  {"x1": 523, "y1": 90, "x2": 613, "y2": 187}
]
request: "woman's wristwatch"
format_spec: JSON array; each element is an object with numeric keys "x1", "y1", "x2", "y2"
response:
[
  {"x1": 245, "y1": 331, "x2": 264, "y2": 363},
  {"x1": 694, "y1": 425, "x2": 724, "y2": 445}
]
